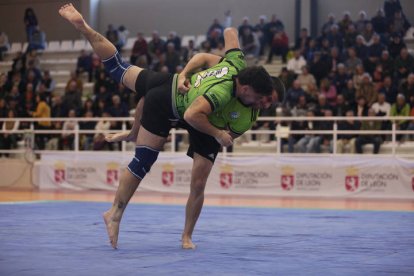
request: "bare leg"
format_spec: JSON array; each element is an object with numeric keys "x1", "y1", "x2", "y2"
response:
[
  {"x1": 182, "y1": 154, "x2": 213, "y2": 249},
  {"x1": 105, "y1": 98, "x2": 144, "y2": 143},
  {"x1": 59, "y1": 3, "x2": 142, "y2": 91},
  {"x1": 103, "y1": 126, "x2": 167, "y2": 249}
]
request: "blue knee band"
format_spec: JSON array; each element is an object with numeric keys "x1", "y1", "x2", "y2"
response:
[
  {"x1": 127, "y1": 146, "x2": 159, "y2": 180},
  {"x1": 102, "y1": 51, "x2": 132, "y2": 83}
]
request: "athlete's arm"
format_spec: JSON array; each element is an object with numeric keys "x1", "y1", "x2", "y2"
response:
[
  {"x1": 223, "y1": 27, "x2": 240, "y2": 52},
  {"x1": 184, "y1": 96, "x2": 233, "y2": 147},
  {"x1": 178, "y1": 53, "x2": 222, "y2": 92}
]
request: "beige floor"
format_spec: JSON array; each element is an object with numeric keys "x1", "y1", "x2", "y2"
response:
[{"x1": 1, "y1": 188, "x2": 413, "y2": 211}]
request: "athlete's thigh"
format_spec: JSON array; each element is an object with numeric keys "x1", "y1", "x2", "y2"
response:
[
  {"x1": 123, "y1": 66, "x2": 143, "y2": 92},
  {"x1": 136, "y1": 126, "x2": 167, "y2": 151}
]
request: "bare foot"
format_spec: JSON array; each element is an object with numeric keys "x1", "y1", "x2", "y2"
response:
[
  {"x1": 105, "y1": 131, "x2": 135, "y2": 143},
  {"x1": 103, "y1": 210, "x2": 120, "y2": 249},
  {"x1": 59, "y1": 3, "x2": 86, "y2": 30},
  {"x1": 182, "y1": 236, "x2": 196, "y2": 249}
]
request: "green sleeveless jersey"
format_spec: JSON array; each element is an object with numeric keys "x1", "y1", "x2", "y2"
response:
[{"x1": 172, "y1": 49, "x2": 258, "y2": 135}]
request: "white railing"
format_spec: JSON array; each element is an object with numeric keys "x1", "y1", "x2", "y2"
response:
[{"x1": 1, "y1": 116, "x2": 414, "y2": 157}]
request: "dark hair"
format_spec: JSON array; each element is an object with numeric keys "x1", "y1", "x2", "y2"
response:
[
  {"x1": 237, "y1": 66, "x2": 273, "y2": 96},
  {"x1": 271, "y1": 76, "x2": 286, "y2": 104}
]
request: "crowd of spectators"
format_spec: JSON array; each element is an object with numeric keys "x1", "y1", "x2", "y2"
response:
[{"x1": 0, "y1": 0, "x2": 413, "y2": 154}]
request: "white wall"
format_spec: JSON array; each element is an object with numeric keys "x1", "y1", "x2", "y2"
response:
[
  {"x1": 317, "y1": 0, "x2": 414, "y2": 34},
  {"x1": 98, "y1": 0, "x2": 296, "y2": 41}
]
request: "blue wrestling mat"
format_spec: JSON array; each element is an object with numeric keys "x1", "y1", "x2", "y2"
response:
[{"x1": 0, "y1": 202, "x2": 413, "y2": 275}]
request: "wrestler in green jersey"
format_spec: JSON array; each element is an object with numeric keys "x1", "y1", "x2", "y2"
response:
[{"x1": 172, "y1": 49, "x2": 257, "y2": 135}]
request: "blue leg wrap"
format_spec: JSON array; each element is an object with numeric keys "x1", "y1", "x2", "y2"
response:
[
  {"x1": 102, "y1": 51, "x2": 132, "y2": 84},
  {"x1": 127, "y1": 146, "x2": 159, "y2": 180}
]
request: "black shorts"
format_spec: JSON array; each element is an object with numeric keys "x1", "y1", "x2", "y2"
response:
[
  {"x1": 136, "y1": 70, "x2": 221, "y2": 163},
  {"x1": 136, "y1": 70, "x2": 176, "y2": 137}
]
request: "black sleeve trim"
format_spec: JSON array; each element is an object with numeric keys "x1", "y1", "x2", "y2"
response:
[
  {"x1": 228, "y1": 125, "x2": 243, "y2": 136},
  {"x1": 225, "y1": 48, "x2": 242, "y2": 55},
  {"x1": 203, "y1": 95, "x2": 216, "y2": 111},
  {"x1": 218, "y1": 57, "x2": 225, "y2": 63}
]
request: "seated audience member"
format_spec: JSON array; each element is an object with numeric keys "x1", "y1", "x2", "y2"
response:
[
  {"x1": 60, "y1": 109, "x2": 77, "y2": 150},
  {"x1": 356, "y1": 73, "x2": 378, "y2": 107},
  {"x1": 76, "y1": 50, "x2": 93, "y2": 82},
  {"x1": 337, "y1": 110, "x2": 360, "y2": 154},
  {"x1": 286, "y1": 80, "x2": 305, "y2": 109},
  {"x1": 0, "y1": 110, "x2": 19, "y2": 157},
  {"x1": 295, "y1": 110, "x2": 321, "y2": 153},
  {"x1": 320, "y1": 78, "x2": 337, "y2": 107},
  {"x1": 296, "y1": 66, "x2": 316, "y2": 92},
  {"x1": 390, "y1": 94, "x2": 410, "y2": 142},
  {"x1": 399, "y1": 73, "x2": 414, "y2": 107},
  {"x1": 287, "y1": 49, "x2": 307, "y2": 75},
  {"x1": 355, "y1": 108, "x2": 382, "y2": 154},
  {"x1": 79, "y1": 111, "x2": 96, "y2": 150},
  {"x1": 354, "y1": 96, "x2": 369, "y2": 117},
  {"x1": 93, "y1": 112, "x2": 111, "y2": 150},
  {"x1": 239, "y1": 27, "x2": 260, "y2": 59}
]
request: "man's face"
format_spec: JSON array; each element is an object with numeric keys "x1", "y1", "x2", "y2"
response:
[{"x1": 238, "y1": 85, "x2": 266, "y2": 109}]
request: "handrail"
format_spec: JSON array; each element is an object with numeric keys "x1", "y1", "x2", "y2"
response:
[{"x1": 0, "y1": 116, "x2": 414, "y2": 157}]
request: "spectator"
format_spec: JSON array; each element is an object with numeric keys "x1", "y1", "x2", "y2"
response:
[
  {"x1": 238, "y1": 17, "x2": 254, "y2": 36},
  {"x1": 105, "y1": 24, "x2": 119, "y2": 47},
  {"x1": 372, "y1": 92, "x2": 391, "y2": 116},
  {"x1": 130, "y1": 32, "x2": 149, "y2": 66},
  {"x1": 0, "y1": 31, "x2": 10, "y2": 61},
  {"x1": 326, "y1": 24, "x2": 343, "y2": 50},
  {"x1": 355, "y1": 35, "x2": 369, "y2": 61},
  {"x1": 388, "y1": 33, "x2": 406, "y2": 59},
  {"x1": 206, "y1": 18, "x2": 224, "y2": 38},
  {"x1": 76, "y1": 50, "x2": 93, "y2": 82},
  {"x1": 240, "y1": 27, "x2": 260, "y2": 59},
  {"x1": 362, "y1": 22, "x2": 376, "y2": 46},
  {"x1": 342, "y1": 79, "x2": 357, "y2": 107},
  {"x1": 148, "y1": 31, "x2": 165, "y2": 60},
  {"x1": 365, "y1": 34, "x2": 386, "y2": 74},
  {"x1": 321, "y1": 13, "x2": 336, "y2": 35},
  {"x1": 355, "y1": 11, "x2": 370, "y2": 34},
  {"x1": 352, "y1": 64, "x2": 366, "y2": 90},
  {"x1": 182, "y1": 39, "x2": 198, "y2": 63},
  {"x1": 287, "y1": 49, "x2": 307, "y2": 75},
  {"x1": 345, "y1": 47, "x2": 362, "y2": 74},
  {"x1": 41, "y1": 70, "x2": 56, "y2": 94},
  {"x1": 337, "y1": 110, "x2": 360, "y2": 154},
  {"x1": 379, "y1": 50, "x2": 394, "y2": 77},
  {"x1": 207, "y1": 28, "x2": 223, "y2": 49},
  {"x1": 315, "y1": 94, "x2": 333, "y2": 116},
  {"x1": 379, "y1": 75, "x2": 398, "y2": 103},
  {"x1": 211, "y1": 41, "x2": 226, "y2": 57},
  {"x1": 371, "y1": 9, "x2": 388, "y2": 35},
  {"x1": 93, "y1": 112, "x2": 111, "y2": 150},
  {"x1": 320, "y1": 78, "x2": 337, "y2": 106},
  {"x1": 334, "y1": 94, "x2": 350, "y2": 116},
  {"x1": 295, "y1": 28, "x2": 311, "y2": 53},
  {"x1": 295, "y1": 110, "x2": 321, "y2": 153},
  {"x1": 79, "y1": 111, "x2": 96, "y2": 150},
  {"x1": 288, "y1": 114, "x2": 306, "y2": 153},
  {"x1": 394, "y1": 47, "x2": 414, "y2": 81},
  {"x1": 165, "y1": 43, "x2": 181, "y2": 73},
  {"x1": 24, "y1": 7, "x2": 38, "y2": 41},
  {"x1": 117, "y1": 25, "x2": 129, "y2": 51},
  {"x1": 297, "y1": 65, "x2": 316, "y2": 92},
  {"x1": 22, "y1": 82, "x2": 36, "y2": 111},
  {"x1": 291, "y1": 95, "x2": 309, "y2": 117},
  {"x1": 254, "y1": 15, "x2": 267, "y2": 56},
  {"x1": 391, "y1": 10, "x2": 411, "y2": 36},
  {"x1": 51, "y1": 95, "x2": 67, "y2": 118},
  {"x1": 267, "y1": 30, "x2": 288, "y2": 64},
  {"x1": 399, "y1": 73, "x2": 414, "y2": 107},
  {"x1": 81, "y1": 98, "x2": 94, "y2": 116},
  {"x1": 332, "y1": 63, "x2": 350, "y2": 93},
  {"x1": 278, "y1": 67, "x2": 296, "y2": 91},
  {"x1": 0, "y1": 110, "x2": 19, "y2": 157},
  {"x1": 327, "y1": 47, "x2": 344, "y2": 75},
  {"x1": 62, "y1": 80, "x2": 82, "y2": 116},
  {"x1": 338, "y1": 11, "x2": 353, "y2": 34},
  {"x1": 286, "y1": 80, "x2": 306, "y2": 108},
  {"x1": 390, "y1": 94, "x2": 410, "y2": 141},
  {"x1": 309, "y1": 52, "x2": 329, "y2": 85},
  {"x1": 356, "y1": 73, "x2": 378, "y2": 106},
  {"x1": 355, "y1": 108, "x2": 383, "y2": 154},
  {"x1": 319, "y1": 109, "x2": 334, "y2": 153},
  {"x1": 27, "y1": 26, "x2": 46, "y2": 51},
  {"x1": 354, "y1": 96, "x2": 369, "y2": 117},
  {"x1": 31, "y1": 94, "x2": 51, "y2": 150},
  {"x1": 65, "y1": 71, "x2": 83, "y2": 94},
  {"x1": 264, "y1": 14, "x2": 285, "y2": 51},
  {"x1": 344, "y1": 24, "x2": 358, "y2": 49},
  {"x1": 60, "y1": 109, "x2": 77, "y2": 150},
  {"x1": 304, "y1": 82, "x2": 319, "y2": 105},
  {"x1": 384, "y1": 0, "x2": 402, "y2": 22},
  {"x1": 109, "y1": 94, "x2": 128, "y2": 118}
]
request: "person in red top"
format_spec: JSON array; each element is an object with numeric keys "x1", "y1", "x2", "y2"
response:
[{"x1": 266, "y1": 30, "x2": 288, "y2": 64}]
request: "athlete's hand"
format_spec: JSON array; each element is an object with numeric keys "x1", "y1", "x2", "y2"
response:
[
  {"x1": 177, "y1": 73, "x2": 191, "y2": 93},
  {"x1": 215, "y1": 130, "x2": 233, "y2": 147}
]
